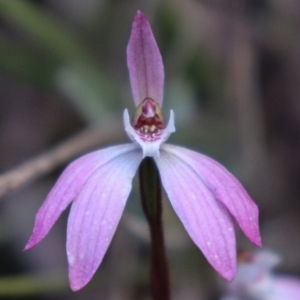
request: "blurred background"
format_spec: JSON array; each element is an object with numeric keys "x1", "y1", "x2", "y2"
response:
[{"x1": 0, "y1": 0, "x2": 300, "y2": 299}]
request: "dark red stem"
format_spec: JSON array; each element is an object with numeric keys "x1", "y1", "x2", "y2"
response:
[{"x1": 139, "y1": 157, "x2": 170, "y2": 300}]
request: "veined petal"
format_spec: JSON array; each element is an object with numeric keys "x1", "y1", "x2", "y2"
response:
[
  {"x1": 67, "y1": 150, "x2": 142, "y2": 291},
  {"x1": 123, "y1": 109, "x2": 175, "y2": 157},
  {"x1": 162, "y1": 144, "x2": 261, "y2": 246},
  {"x1": 154, "y1": 150, "x2": 236, "y2": 280},
  {"x1": 127, "y1": 11, "x2": 164, "y2": 106},
  {"x1": 25, "y1": 144, "x2": 139, "y2": 250}
]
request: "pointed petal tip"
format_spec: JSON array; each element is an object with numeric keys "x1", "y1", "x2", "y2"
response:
[
  {"x1": 70, "y1": 281, "x2": 84, "y2": 292},
  {"x1": 24, "y1": 233, "x2": 40, "y2": 251},
  {"x1": 224, "y1": 259, "x2": 237, "y2": 281},
  {"x1": 242, "y1": 226, "x2": 262, "y2": 247},
  {"x1": 225, "y1": 272, "x2": 235, "y2": 282},
  {"x1": 134, "y1": 10, "x2": 147, "y2": 21},
  {"x1": 132, "y1": 11, "x2": 148, "y2": 30},
  {"x1": 23, "y1": 243, "x2": 31, "y2": 251},
  {"x1": 245, "y1": 222, "x2": 262, "y2": 247},
  {"x1": 248, "y1": 226, "x2": 262, "y2": 247},
  {"x1": 24, "y1": 231, "x2": 46, "y2": 250},
  {"x1": 254, "y1": 236, "x2": 263, "y2": 248},
  {"x1": 68, "y1": 262, "x2": 94, "y2": 292},
  {"x1": 240, "y1": 221, "x2": 262, "y2": 249},
  {"x1": 217, "y1": 264, "x2": 236, "y2": 282},
  {"x1": 69, "y1": 275, "x2": 93, "y2": 291}
]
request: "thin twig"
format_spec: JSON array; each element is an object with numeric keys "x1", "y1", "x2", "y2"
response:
[{"x1": 0, "y1": 119, "x2": 123, "y2": 198}]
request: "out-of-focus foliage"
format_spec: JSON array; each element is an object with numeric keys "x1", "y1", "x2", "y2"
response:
[{"x1": 0, "y1": 0, "x2": 300, "y2": 299}]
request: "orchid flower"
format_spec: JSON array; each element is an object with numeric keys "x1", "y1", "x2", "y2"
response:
[
  {"x1": 25, "y1": 11, "x2": 261, "y2": 291},
  {"x1": 221, "y1": 250, "x2": 300, "y2": 300}
]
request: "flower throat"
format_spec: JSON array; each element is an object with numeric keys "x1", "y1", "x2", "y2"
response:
[{"x1": 133, "y1": 98, "x2": 165, "y2": 142}]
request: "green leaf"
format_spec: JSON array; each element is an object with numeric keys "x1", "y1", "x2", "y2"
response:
[{"x1": 0, "y1": 0, "x2": 93, "y2": 64}]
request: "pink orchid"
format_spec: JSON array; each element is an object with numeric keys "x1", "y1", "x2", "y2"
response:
[
  {"x1": 25, "y1": 11, "x2": 261, "y2": 291},
  {"x1": 222, "y1": 250, "x2": 300, "y2": 300}
]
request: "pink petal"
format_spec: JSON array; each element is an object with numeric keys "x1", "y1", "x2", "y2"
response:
[
  {"x1": 67, "y1": 150, "x2": 142, "y2": 291},
  {"x1": 162, "y1": 144, "x2": 261, "y2": 246},
  {"x1": 226, "y1": 251, "x2": 300, "y2": 299},
  {"x1": 127, "y1": 11, "x2": 164, "y2": 107},
  {"x1": 154, "y1": 151, "x2": 236, "y2": 280},
  {"x1": 25, "y1": 144, "x2": 139, "y2": 250}
]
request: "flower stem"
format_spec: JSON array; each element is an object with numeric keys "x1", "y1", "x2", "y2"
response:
[{"x1": 139, "y1": 157, "x2": 170, "y2": 300}]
